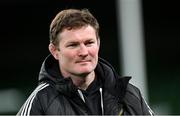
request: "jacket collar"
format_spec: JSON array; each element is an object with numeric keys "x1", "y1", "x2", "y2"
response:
[{"x1": 38, "y1": 54, "x2": 131, "y2": 98}]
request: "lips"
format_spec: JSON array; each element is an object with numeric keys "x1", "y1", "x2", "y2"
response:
[{"x1": 75, "y1": 60, "x2": 91, "y2": 63}]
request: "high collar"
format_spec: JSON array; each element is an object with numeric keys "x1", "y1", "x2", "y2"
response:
[{"x1": 38, "y1": 54, "x2": 131, "y2": 98}]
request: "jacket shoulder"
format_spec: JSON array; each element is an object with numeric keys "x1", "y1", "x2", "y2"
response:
[
  {"x1": 123, "y1": 83, "x2": 154, "y2": 115},
  {"x1": 126, "y1": 83, "x2": 141, "y2": 100},
  {"x1": 36, "y1": 82, "x2": 61, "y2": 110},
  {"x1": 124, "y1": 83, "x2": 142, "y2": 110},
  {"x1": 17, "y1": 82, "x2": 59, "y2": 115}
]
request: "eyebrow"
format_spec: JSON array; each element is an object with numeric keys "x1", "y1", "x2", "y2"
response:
[{"x1": 67, "y1": 38, "x2": 95, "y2": 43}]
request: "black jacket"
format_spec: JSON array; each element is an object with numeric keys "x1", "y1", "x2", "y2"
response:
[{"x1": 17, "y1": 54, "x2": 154, "y2": 115}]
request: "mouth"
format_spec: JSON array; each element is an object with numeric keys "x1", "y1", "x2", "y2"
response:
[{"x1": 75, "y1": 60, "x2": 91, "y2": 63}]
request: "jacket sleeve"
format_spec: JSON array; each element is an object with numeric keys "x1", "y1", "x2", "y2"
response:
[
  {"x1": 140, "y1": 94, "x2": 154, "y2": 115},
  {"x1": 16, "y1": 94, "x2": 43, "y2": 115},
  {"x1": 16, "y1": 83, "x2": 49, "y2": 116},
  {"x1": 124, "y1": 84, "x2": 154, "y2": 115}
]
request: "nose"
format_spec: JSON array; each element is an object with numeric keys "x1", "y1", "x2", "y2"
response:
[{"x1": 78, "y1": 44, "x2": 88, "y2": 57}]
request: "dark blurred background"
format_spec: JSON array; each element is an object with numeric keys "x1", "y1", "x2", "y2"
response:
[{"x1": 0, "y1": 0, "x2": 179, "y2": 114}]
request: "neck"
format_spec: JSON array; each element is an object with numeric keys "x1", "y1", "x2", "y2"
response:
[
  {"x1": 73, "y1": 72, "x2": 95, "y2": 90},
  {"x1": 63, "y1": 71, "x2": 95, "y2": 90}
]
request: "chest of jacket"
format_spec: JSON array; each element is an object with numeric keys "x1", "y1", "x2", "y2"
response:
[{"x1": 43, "y1": 89, "x2": 124, "y2": 115}]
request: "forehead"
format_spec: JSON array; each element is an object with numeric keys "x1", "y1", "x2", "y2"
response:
[{"x1": 58, "y1": 25, "x2": 97, "y2": 43}]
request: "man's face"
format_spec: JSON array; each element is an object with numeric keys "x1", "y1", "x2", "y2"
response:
[{"x1": 55, "y1": 25, "x2": 100, "y2": 77}]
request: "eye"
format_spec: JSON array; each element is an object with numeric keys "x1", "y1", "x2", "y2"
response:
[
  {"x1": 85, "y1": 40, "x2": 95, "y2": 46},
  {"x1": 66, "y1": 43, "x2": 78, "y2": 48}
]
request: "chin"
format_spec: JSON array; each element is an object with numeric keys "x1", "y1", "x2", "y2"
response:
[
  {"x1": 79, "y1": 70, "x2": 92, "y2": 74},
  {"x1": 77, "y1": 72, "x2": 92, "y2": 77},
  {"x1": 75, "y1": 69, "x2": 93, "y2": 75}
]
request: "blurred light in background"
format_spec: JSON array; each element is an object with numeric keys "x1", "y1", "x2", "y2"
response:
[
  {"x1": 116, "y1": 0, "x2": 148, "y2": 100},
  {"x1": 0, "y1": 89, "x2": 24, "y2": 114}
]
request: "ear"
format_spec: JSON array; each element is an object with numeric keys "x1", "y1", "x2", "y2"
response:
[
  {"x1": 97, "y1": 38, "x2": 100, "y2": 49},
  {"x1": 97, "y1": 38, "x2": 100, "y2": 45},
  {"x1": 48, "y1": 43, "x2": 59, "y2": 60}
]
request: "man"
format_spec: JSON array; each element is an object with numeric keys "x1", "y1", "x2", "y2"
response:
[{"x1": 17, "y1": 8, "x2": 154, "y2": 115}]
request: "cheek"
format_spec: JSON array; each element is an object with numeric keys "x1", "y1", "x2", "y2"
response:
[
  {"x1": 60, "y1": 50, "x2": 76, "y2": 61},
  {"x1": 90, "y1": 46, "x2": 99, "y2": 56}
]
